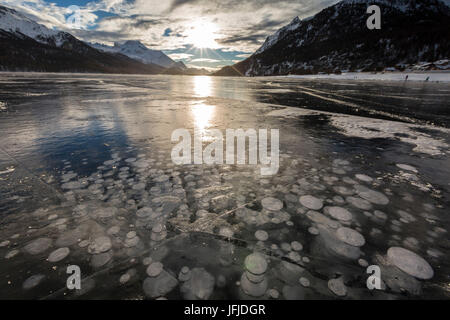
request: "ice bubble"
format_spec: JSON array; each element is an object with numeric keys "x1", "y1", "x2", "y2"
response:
[
  {"x1": 90, "y1": 251, "x2": 112, "y2": 268},
  {"x1": 24, "y1": 237, "x2": 52, "y2": 255},
  {"x1": 299, "y1": 277, "x2": 310, "y2": 287},
  {"x1": 126, "y1": 231, "x2": 137, "y2": 239},
  {"x1": 427, "y1": 248, "x2": 443, "y2": 258},
  {"x1": 119, "y1": 273, "x2": 131, "y2": 284},
  {"x1": 333, "y1": 186, "x2": 354, "y2": 196},
  {"x1": 154, "y1": 175, "x2": 169, "y2": 183},
  {"x1": 355, "y1": 174, "x2": 373, "y2": 183},
  {"x1": 324, "y1": 206, "x2": 352, "y2": 222},
  {"x1": 240, "y1": 273, "x2": 268, "y2": 297},
  {"x1": 136, "y1": 207, "x2": 153, "y2": 218},
  {"x1": 219, "y1": 226, "x2": 234, "y2": 238},
  {"x1": 387, "y1": 247, "x2": 433, "y2": 280},
  {"x1": 61, "y1": 181, "x2": 84, "y2": 190},
  {"x1": 396, "y1": 210, "x2": 417, "y2": 223},
  {"x1": 261, "y1": 197, "x2": 283, "y2": 211},
  {"x1": 333, "y1": 196, "x2": 345, "y2": 204},
  {"x1": 328, "y1": 277, "x2": 347, "y2": 297},
  {"x1": 281, "y1": 243, "x2": 292, "y2": 252},
  {"x1": 358, "y1": 258, "x2": 369, "y2": 267},
  {"x1": 180, "y1": 268, "x2": 215, "y2": 300},
  {"x1": 374, "y1": 210, "x2": 387, "y2": 220},
  {"x1": 143, "y1": 271, "x2": 179, "y2": 299},
  {"x1": 143, "y1": 257, "x2": 153, "y2": 266},
  {"x1": 216, "y1": 275, "x2": 226, "y2": 288},
  {"x1": 47, "y1": 247, "x2": 70, "y2": 263},
  {"x1": 107, "y1": 226, "x2": 120, "y2": 236},
  {"x1": 22, "y1": 274, "x2": 45, "y2": 290},
  {"x1": 396, "y1": 164, "x2": 418, "y2": 173},
  {"x1": 403, "y1": 237, "x2": 419, "y2": 250},
  {"x1": 332, "y1": 168, "x2": 346, "y2": 175},
  {"x1": 255, "y1": 230, "x2": 269, "y2": 241},
  {"x1": 434, "y1": 226, "x2": 446, "y2": 234},
  {"x1": 268, "y1": 288, "x2": 280, "y2": 299},
  {"x1": 336, "y1": 227, "x2": 365, "y2": 247},
  {"x1": 299, "y1": 195, "x2": 323, "y2": 210},
  {"x1": 333, "y1": 159, "x2": 350, "y2": 166},
  {"x1": 211, "y1": 194, "x2": 235, "y2": 212},
  {"x1": 93, "y1": 207, "x2": 118, "y2": 219},
  {"x1": 132, "y1": 182, "x2": 146, "y2": 191},
  {"x1": 346, "y1": 196, "x2": 372, "y2": 210},
  {"x1": 308, "y1": 227, "x2": 319, "y2": 235},
  {"x1": 61, "y1": 172, "x2": 77, "y2": 182},
  {"x1": 147, "y1": 262, "x2": 164, "y2": 277},
  {"x1": 78, "y1": 240, "x2": 90, "y2": 248},
  {"x1": 355, "y1": 186, "x2": 389, "y2": 205},
  {"x1": 245, "y1": 253, "x2": 268, "y2": 275},
  {"x1": 125, "y1": 235, "x2": 139, "y2": 248},
  {"x1": 5, "y1": 249, "x2": 19, "y2": 259},
  {"x1": 0, "y1": 240, "x2": 10, "y2": 247},
  {"x1": 291, "y1": 241, "x2": 303, "y2": 251},
  {"x1": 285, "y1": 193, "x2": 298, "y2": 203},
  {"x1": 88, "y1": 236, "x2": 112, "y2": 254},
  {"x1": 288, "y1": 251, "x2": 301, "y2": 262},
  {"x1": 179, "y1": 266, "x2": 192, "y2": 282},
  {"x1": 152, "y1": 223, "x2": 164, "y2": 233},
  {"x1": 306, "y1": 211, "x2": 339, "y2": 229}
]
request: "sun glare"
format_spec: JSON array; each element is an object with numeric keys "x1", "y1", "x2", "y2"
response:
[{"x1": 186, "y1": 20, "x2": 219, "y2": 49}]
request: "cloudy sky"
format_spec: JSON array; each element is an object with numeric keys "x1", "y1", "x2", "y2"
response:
[{"x1": 3, "y1": 0, "x2": 342, "y2": 69}]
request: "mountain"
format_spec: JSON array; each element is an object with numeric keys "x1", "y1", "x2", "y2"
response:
[
  {"x1": 214, "y1": 0, "x2": 450, "y2": 76},
  {"x1": 0, "y1": 5, "x2": 69, "y2": 47},
  {"x1": 0, "y1": 5, "x2": 163, "y2": 74},
  {"x1": 89, "y1": 40, "x2": 186, "y2": 69}
]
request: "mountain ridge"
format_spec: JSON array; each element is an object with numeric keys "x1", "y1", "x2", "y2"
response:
[
  {"x1": 0, "y1": 5, "x2": 205, "y2": 75},
  {"x1": 215, "y1": 0, "x2": 450, "y2": 76},
  {"x1": 89, "y1": 40, "x2": 186, "y2": 69}
]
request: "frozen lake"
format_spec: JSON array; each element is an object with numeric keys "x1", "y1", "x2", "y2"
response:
[{"x1": 0, "y1": 73, "x2": 449, "y2": 299}]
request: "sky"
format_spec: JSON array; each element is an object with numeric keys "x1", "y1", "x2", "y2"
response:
[{"x1": 2, "y1": 0, "x2": 343, "y2": 69}]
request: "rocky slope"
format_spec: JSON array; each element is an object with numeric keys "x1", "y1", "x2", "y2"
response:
[
  {"x1": 215, "y1": 0, "x2": 450, "y2": 76},
  {"x1": 0, "y1": 5, "x2": 163, "y2": 74}
]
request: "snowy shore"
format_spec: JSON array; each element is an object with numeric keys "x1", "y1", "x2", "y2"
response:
[{"x1": 286, "y1": 71, "x2": 450, "y2": 83}]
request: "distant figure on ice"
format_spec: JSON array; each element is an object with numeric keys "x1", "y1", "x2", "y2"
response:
[
  {"x1": 405, "y1": 75, "x2": 409, "y2": 81},
  {"x1": 425, "y1": 76, "x2": 430, "y2": 82}
]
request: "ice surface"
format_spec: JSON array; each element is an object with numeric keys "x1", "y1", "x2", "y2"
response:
[{"x1": 0, "y1": 73, "x2": 448, "y2": 300}]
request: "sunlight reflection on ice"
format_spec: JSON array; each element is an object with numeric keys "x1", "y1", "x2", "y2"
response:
[{"x1": 193, "y1": 76, "x2": 213, "y2": 97}]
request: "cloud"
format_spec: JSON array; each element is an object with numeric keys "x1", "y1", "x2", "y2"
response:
[
  {"x1": 235, "y1": 53, "x2": 251, "y2": 58},
  {"x1": 191, "y1": 58, "x2": 220, "y2": 63},
  {"x1": 2, "y1": 0, "x2": 342, "y2": 65},
  {"x1": 167, "y1": 53, "x2": 194, "y2": 60}
]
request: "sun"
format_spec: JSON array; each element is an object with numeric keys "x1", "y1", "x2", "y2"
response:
[{"x1": 186, "y1": 20, "x2": 219, "y2": 49}]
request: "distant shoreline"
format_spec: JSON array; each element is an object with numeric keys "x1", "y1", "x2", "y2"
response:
[
  {"x1": 285, "y1": 71, "x2": 450, "y2": 83},
  {"x1": 1, "y1": 71, "x2": 449, "y2": 83}
]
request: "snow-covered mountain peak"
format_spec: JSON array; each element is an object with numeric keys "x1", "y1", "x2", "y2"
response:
[
  {"x1": 217, "y1": 0, "x2": 450, "y2": 77},
  {"x1": 254, "y1": 0, "x2": 449, "y2": 56},
  {"x1": 0, "y1": 5, "x2": 69, "y2": 47},
  {"x1": 255, "y1": 16, "x2": 302, "y2": 55},
  {"x1": 91, "y1": 40, "x2": 184, "y2": 69},
  {"x1": 115, "y1": 40, "x2": 147, "y2": 50}
]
